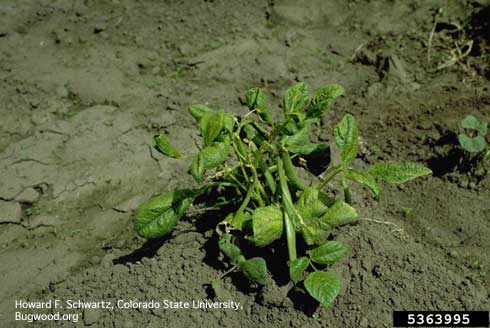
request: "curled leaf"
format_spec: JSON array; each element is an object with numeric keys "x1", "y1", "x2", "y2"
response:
[
  {"x1": 218, "y1": 233, "x2": 246, "y2": 265},
  {"x1": 225, "y1": 211, "x2": 252, "y2": 231},
  {"x1": 199, "y1": 140, "x2": 231, "y2": 169},
  {"x1": 133, "y1": 189, "x2": 195, "y2": 238},
  {"x1": 245, "y1": 87, "x2": 273, "y2": 124},
  {"x1": 243, "y1": 124, "x2": 265, "y2": 147},
  {"x1": 300, "y1": 218, "x2": 331, "y2": 246},
  {"x1": 190, "y1": 154, "x2": 205, "y2": 182},
  {"x1": 368, "y1": 162, "x2": 432, "y2": 184},
  {"x1": 222, "y1": 113, "x2": 235, "y2": 133},
  {"x1": 250, "y1": 205, "x2": 284, "y2": 247},
  {"x1": 307, "y1": 84, "x2": 344, "y2": 118},
  {"x1": 239, "y1": 257, "x2": 269, "y2": 285},
  {"x1": 334, "y1": 114, "x2": 359, "y2": 164},
  {"x1": 189, "y1": 104, "x2": 213, "y2": 122},
  {"x1": 289, "y1": 257, "x2": 310, "y2": 283},
  {"x1": 320, "y1": 201, "x2": 358, "y2": 227},
  {"x1": 309, "y1": 241, "x2": 346, "y2": 265},
  {"x1": 304, "y1": 271, "x2": 341, "y2": 306},
  {"x1": 283, "y1": 82, "x2": 309, "y2": 118},
  {"x1": 280, "y1": 122, "x2": 325, "y2": 155},
  {"x1": 296, "y1": 187, "x2": 334, "y2": 220},
  {"x1": 154, "y1": 135, "x2": 182, "y2": 159},
  {"x1": 200, "y1": 111, "x2": 224, "y2": 145},
  {"x1": 344, "y1": 169, "x2": 380, "y2": 200}
]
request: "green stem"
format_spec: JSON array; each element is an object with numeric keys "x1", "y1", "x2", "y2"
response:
[
  {"x1": 259, "y1": 158, "x2": 276, "y2": 194},
  {"x1": 341, "y1": 178, "x2": 352, "y2": 205},
  {"x1": 277, "y1": 155, "x2": 297, "y2": 262},
  {"x1": 237, "y1": 183, "x2": 255, "y2": 215},
  {"x1": 318, "y1": 165, "x2": 343, "y2": 190}
]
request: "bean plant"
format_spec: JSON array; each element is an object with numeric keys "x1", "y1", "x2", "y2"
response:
[
  {"x1": 133, "y1": 82, "x2": 432, "y2": 306},
  {"x1": 458, "y1": 114, "x2": 489, "y2": 169}
]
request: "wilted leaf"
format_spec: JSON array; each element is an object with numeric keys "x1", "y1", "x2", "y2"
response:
[
  {"x1": 245, "y1": 87, "x2": 266, "y2": 110},
  {"x1": 225, "y1": 211, "x2": 252, "y2": 231},
  {"x1": 289, "y1": 257, "x2": 310, "y2": 283},
  {"x1": 368, "y1": 162, "x2": 432, "y2": 184},
  {"x1": 240, "y1": 257, "x2": 269, "y2": 285},
  {"x1": 200, "y1": 111, "x2": 224, "y2": 145},
  {"x1": 190, "y1": 155, "x2": 205, "y2": 182},
  {"x1": 304, "y1": 271, "x2": 341, "y2": 306},
  {"x1": 300, "y1": 218, "x2": 331, "y2": 246},
  {"x1": 243, "y1": 124, "x2": 265, "y2": 146},
  {"x1": 309, "y1": 241, "x2": 346, "y2": 265},
  {"x1": 153, "y1": 134, "x2": 182, "y2": 159},
  {"x1": 280, "y1": 123, "x2": 324, "y2": 155},
  {"x1": 461, "y1": 115, "x2": 487, "y2": 135},
  {"x1": 222, "y1": 113, "x2": 235, "y2": 133},
  {"x1": 307, "y1": 84, "x2": 344, "y2": 118},
  {"x1": 199, "y1": 140, "x2": 231, "y2": 169},
  {"x1": 458, "y1": 134, "x2": 487, "y2": 153},
  {"x1": 344, "y1": 169, "x2": 380, "y2": 200},
  {"x1": 320, "y1": 201, "x2": 358, "y2": 227},
  {"x1": 189, "y1": 104, "x2": 213, "y2": 122},
  {"x1": 250, "y1": 205, "x2": 284, "y2": 247},
  {"x1": 283, "y1": 82, "x2": 309, "y2": 118},
  {"x1": 296, "y1": 187, "x2": 334, "y2": 220},
  {"x1": 334, "y1": 114, "x2": 359, "y2": 164},
  {"x1": 218, "y1": 233, "x2": 246, "y2": 265},
  {"x1": 133, "y1": 190, "x2": 195, "y2": 238},
  {"x1": 245, "y1": 87, "x2": 272, "y2": 124}
]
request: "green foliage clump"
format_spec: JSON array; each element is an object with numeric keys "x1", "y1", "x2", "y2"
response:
[{"x1": 134, "y1": 82, "x2": 432, "y2": 306}]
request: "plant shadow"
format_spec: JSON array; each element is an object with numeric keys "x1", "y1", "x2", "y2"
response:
[{"x1": 112, "y1": 236, "x2": 171, "y2": 265}]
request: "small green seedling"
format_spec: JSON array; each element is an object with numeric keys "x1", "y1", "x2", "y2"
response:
[
  {"x1": 458, "y1": 115, "x2": 490, "y2": 167},
  {"x1": 134, "y1": 82, "x2": 432, "y2": 307}
]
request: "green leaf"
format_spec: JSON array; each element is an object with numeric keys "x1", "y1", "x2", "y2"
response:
[
  {"x1": 292, "y1": 143, "x2": 329, "y2": 156},
  {"x1": 309, "y1": 241, "x2": 347, "y2": 265},
  {"x1": 283, "y1": 82, "x2": 309, "y2": 118},
  {"x1": 289, "y1": 257, "x2": 310, "y2": 283},
  {"x1": 300, "y1": 218, "x2": 331, "y2": 246},
  {"x1": 153, "y1": 134, "x2": 182, "y2": 159},
  {"x1": 250, "y1": 205, "x2": 284, "y2": 247},
  {"x1": 245, "y1": 87, "x2": 273, "y2": 124},
  {"x1": 307, "y1": 84, "x2": 344, "y2": 118},
  {"x1": 296, "y1": 187, "x2": 334, "y2": 220},
  {"x1": 245, "y1": 87, "x2": 266, "y2": 110},
  {"x1": 200, "y1": 111, "x2": 224, "y2": 145},
  {"x1": 320, "y1": 201, "x2": 358, "y2": 227},
  {"x1": 344, "y1": 169, "x2": 380, "y2": 200},
  {"x1": 225, "y1": 211, "x2": 252, "y2": 231},
  {"x1": 243, "y1": 124, "x2": 265, "y2": 147},
  {"x1": 190, "y1": 140, "x2": 230, "y2": 183},
  {"x1": 280, "y1": 123, "x2": 324, "y2": 155},
  {"x1": 190, "y1": 154, "x2": 205, "y2": 182},
  {"x1": 222, "y1": 113, "x2": 235, "y2": 133},
  {"x1": 334, "y1": 114, "x2": 359, "y2": 164},
  {"x1": 240, "y1": 257, "x2": 269, "y2": 285},
  {"x1": 189, "y1": 104, "x2": 213, "y2": 122},
  {"x1": 458, "y1": 134, "x2": 487, "y2": 153},
  {"x1": 133, "y1": 190, "x2": 195, "y2": 238},
  {"x1": 304, "y1": 271, "x2": 341, "y2": 306},
  {"x1": 218, "y1": 233, "x2": 246, "y2": 265},
  {"x1": 368, "y1": 162, "x2": 432, "y2": 184},
  {"x1": 461, "y1": 115, "x2": 487, "y2": 135},
  {"x1": 199, "y1": 140, "x2": 231, "y2": 169}
]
